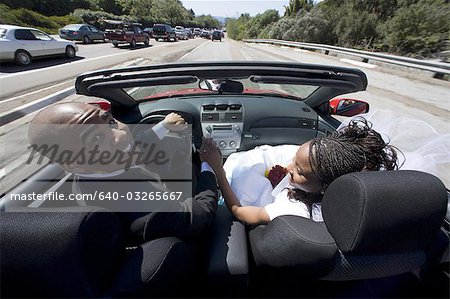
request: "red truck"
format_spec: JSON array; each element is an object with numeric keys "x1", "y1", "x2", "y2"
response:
[{"x1": 103, "y1": 20, "x2": 149, "y2": 47}]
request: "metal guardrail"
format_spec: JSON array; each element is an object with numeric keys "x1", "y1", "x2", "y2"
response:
[{"x1": 243, "y1": 39, "x2": 450, "y2": 79}]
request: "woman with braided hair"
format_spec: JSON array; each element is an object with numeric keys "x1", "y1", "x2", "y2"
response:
[{"x1": 199, "y1": 117, "x2": 401, "y2": 225}]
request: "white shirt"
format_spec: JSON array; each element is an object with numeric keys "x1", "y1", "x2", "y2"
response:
[{"x1": 264, "y1": 188, "x2": 323, "y2": 222}]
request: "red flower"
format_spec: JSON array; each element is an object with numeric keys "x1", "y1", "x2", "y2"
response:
[{"x1": 266, "y1": 165, "x2": 288, "y2": 188}]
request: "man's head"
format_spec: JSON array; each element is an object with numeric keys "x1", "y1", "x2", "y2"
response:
[{"x1": 28, "y1": 102, "x2": 134, "y2": 174}]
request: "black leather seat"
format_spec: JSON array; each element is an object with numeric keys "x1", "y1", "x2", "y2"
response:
[
  {"x1": 0, "y1": 206, "x2": 198, "y2": 298},
  {"x1": 247, "y1": 170, "x2": 449, "y2": 296}
]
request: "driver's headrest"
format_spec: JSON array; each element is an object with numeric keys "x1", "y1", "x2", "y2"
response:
[{"x1": 322, "y1": 170, "x2": 447, "y2": 255}]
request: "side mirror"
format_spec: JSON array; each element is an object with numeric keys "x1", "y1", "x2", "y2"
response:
[
  {"x1": 88, "y1": 101, "x2": 111, "y2": 112},
  {"x1": 329, "y1": 98, "x2": 369, "y2": 117}
]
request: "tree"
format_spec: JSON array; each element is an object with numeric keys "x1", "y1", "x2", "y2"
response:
[
  {"x1": 267, "y1": 18, "x2": 297, "y2": 40},
  {"x1": 245, "y1": 9, "x2": 280, "y2": 38},
  {"x1": 189, "y1": 8, "x2": 195, "y2": 19},
  {"x1": 352, "y1": 0, "x2": 399, "y2": 21},
  {"x1": 0, "y1": 0, "x2": 92, "y2": 16},
  {"x1": 282, "y1": 7, "x2": 336, "y2": 44},
  {"x1": 379, "y1": 0, "x2": 450, "y2": 56},
  {"x1": 284, "y1": 0, "x2": 312, "y2": 16}
]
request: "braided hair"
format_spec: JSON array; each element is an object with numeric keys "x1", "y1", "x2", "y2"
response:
[{"x1": 288, "y1": 117, "x2": 402, "y2": 210}]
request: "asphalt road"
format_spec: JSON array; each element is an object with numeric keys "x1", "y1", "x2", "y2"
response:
[{"x1": 1, "y1": 37, "x2": 449, "y2": 193}]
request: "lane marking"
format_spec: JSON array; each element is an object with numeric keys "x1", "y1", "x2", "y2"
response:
[
  {"x1": 121, "y1": 57, "x2": 145, "y2": 67},
  {"x1": 1, "y1": 79, "x2": 73, "y2": 103},
  {"x1": 0, "y1": 168, "x2": 5, "y2": 180},
  {"x1": 1, "y1": 57, "x2": 147, "y2": 104},
  {"x1": 340, "y1": 58, "x2": 377, "y2": 69},
  {"x1": 0, "y1": 51, "x2": 194, "y2": 126},
  {"x1": 177, "y1": 41, "x2": 209, "y2": 61},
  {"x1": 293, "y1": 48, "x2": 310, "y2": 53},
  {"x1": 0, "y1": 44, "x2": 164, "y2": 79},
  {"x1": 0, "y1": 87, "x2": 74, "y2": 126}
]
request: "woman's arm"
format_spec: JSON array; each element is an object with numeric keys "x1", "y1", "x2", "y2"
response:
[{"x1": 200, "y1": 139, "x2": 270, "y2": 225}]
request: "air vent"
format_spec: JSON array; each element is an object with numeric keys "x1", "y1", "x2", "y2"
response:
[
  {"x1": 202, "y1": 113, "x2": 219, "y2": 121},
  {"x1": 203, "y1": 104, "x2": 215, "y2": 111},
  {"x1": 302, "y1": 107, "x2": 311, "y2": 112},
  {"x1": 216, "y1": 104, "x2": 229, "y2": 110},
  {"x1": 229, "y1": 104, "x2": 242, "y2": 110},
  {"x1": 224, "y1": 113, "x2": 243, "y2": 121}
]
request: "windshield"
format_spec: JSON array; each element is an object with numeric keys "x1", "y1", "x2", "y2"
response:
[
  {"x1": 153, "y1": 25, "x2": 167, "y2": 32},
  {"x1": 63, "y1": 24, "x2": 81, "y2": 30},
  {"x1": 124, "y1": 78, "x2": 318, "y2": 101},
  {"x1": 0, "y1": 28, "x2": 6, "y2": 38}
]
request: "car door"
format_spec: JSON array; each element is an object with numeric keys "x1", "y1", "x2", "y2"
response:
[
  {"x1": 88, "y1": 26, "x2": 104, "y2": 40},
  {"x1": 134, "y1": 26, "x2": 145, "y2": 42},
  {"x1": 30, "y1": 29, "x2": 63, "y2": 55},
  {"x1": 13, "y1": 29, "x2": 46, "y2": 57}
]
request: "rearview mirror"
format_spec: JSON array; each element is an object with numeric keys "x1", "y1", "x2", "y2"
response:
[
  {"x1": 198, "y1": 79, "x2": 243, "y2": 93},
  {"x1": 329, "y1": 98, "x2": 369, "y2": 117}
]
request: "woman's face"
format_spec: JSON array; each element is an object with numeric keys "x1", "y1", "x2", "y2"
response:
[{"x1": 286, "y1": 141, "x2": 322, "y2": 193}]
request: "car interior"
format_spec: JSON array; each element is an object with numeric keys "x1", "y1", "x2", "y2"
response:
[{"x1": 1, "y1": 62, "x2": 449, "y2": 298}]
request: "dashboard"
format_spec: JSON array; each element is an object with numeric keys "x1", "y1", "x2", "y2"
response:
[{"x1": 139, "y1": 95, "x2": 334, "y2": 157}]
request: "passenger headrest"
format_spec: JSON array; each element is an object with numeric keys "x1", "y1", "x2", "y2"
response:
[{"x1": 322, "y1": 170, "x2": 447, "y2": 255}]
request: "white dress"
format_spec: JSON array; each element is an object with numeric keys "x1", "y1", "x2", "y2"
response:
[
  {"x1": 223, "y1": 145, "x2": 323, "y2": 221},
  {"x1": 223, "y1": 110, "x2": 450, "y2": 221}
]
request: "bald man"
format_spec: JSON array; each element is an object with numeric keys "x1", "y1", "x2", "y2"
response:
[{"x1": 28, "y1": 102, "x2": 218, "y2": 243}]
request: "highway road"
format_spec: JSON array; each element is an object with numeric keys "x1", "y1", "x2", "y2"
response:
[{"x1": 1, "y1": 37, "x2": 449, "y2": 193}]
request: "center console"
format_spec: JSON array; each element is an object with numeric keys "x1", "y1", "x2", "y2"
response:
[{"x1": 201, "y1": 100, "x2": 244, "y2": 157}]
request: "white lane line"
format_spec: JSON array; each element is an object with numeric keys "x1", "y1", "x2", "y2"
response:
[
  {"x1": 340, "y1": 58, "x2": 377, "y2": 69},
  {"x1": 0, "y1": 168, "x2": 5, "y2": 180},
  {"x1": 121, "y1": 57, "x2": 145, "y2": 67},
  {"x1": 177, "y1": 41, "x2": 209, "y2": 61},
  {"x1": 0, "y1": 79, "x2": 73, "y2": 103},
  {"x1": 1, "y1": 57, "x2": 146, "y2": 104},
  {"x1": 0, "y1": 86, "x2": 74, "y2": 118},
  {"x1": 293, "y1": 48, "x2": 310, "y2": 53},
  {"x1": 0, "y1": 44, "x2": 164, "y2": 79}
]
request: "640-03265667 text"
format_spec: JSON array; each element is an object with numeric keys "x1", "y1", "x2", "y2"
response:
[{"x1": 8, "y1": 191, "x2": 184, "y2": 201}]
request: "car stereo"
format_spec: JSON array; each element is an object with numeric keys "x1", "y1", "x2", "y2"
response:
[{"x1": 200, "y1": 101, "x2": 244, "y2": 156}]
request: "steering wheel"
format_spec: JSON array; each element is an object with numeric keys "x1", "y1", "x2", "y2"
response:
[{"x1": 132, "y1": 114, "x2": 193, "y2": 179}]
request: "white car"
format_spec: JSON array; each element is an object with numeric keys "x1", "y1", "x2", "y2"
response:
[{"x1": 0, "y1": 25, "x2": 78, "y2": 66}]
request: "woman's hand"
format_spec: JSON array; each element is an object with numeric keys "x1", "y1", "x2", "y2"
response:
[{"x1": 199, "y1": 138, "x2": 223, "y2": 172}]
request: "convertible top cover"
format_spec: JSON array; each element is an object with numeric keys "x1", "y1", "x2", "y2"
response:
[{"x1": 75, "y1": 61, "x2": 368, "y2": 108}]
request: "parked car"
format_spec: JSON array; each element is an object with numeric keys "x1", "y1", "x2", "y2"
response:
[
  {"x1": 175, "y1": 29, "x2": 188, "y2": 40},
  {"x1": 1, "y1": 61, "x2": 448, "y2": 298},
  {"x1": 59, "y1": 24, "x2": 105, "y2": 44},
  {"x1": 103, "y1": 20, "x2": 149, "y2": 47},
  {"x1": 174, "y1": 26, "x2": 184, "y2": 31},
  {"x1": 152, "y1": 24, "x2": 177, "y2": 42},
  {"x1": 184, "y1": 28, "x2": 193, "y2": 38},
  {"x1": 143, "y1": 27, "x2": 153, "y2": 38},
  {"x1": 211, "y1": 30, "x2": 222, "y2": 41},
  {"x1": 193, "y1": 27, "x2": 202, "y2": 37},
  {"x1": 0, "y1": 24, "x2": 78, "y2": 66},
  {"x1": 201, "y1": 29, "x2": 211, "y2": 39}
]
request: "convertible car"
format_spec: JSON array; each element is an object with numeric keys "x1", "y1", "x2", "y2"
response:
[{"x1": 1, "y1": 62, "x2": 449, "y2": 298}]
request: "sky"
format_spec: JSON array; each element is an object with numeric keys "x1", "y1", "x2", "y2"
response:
[{"x1": 180, "y1": 0, "x2": 291, "y2": 18}]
